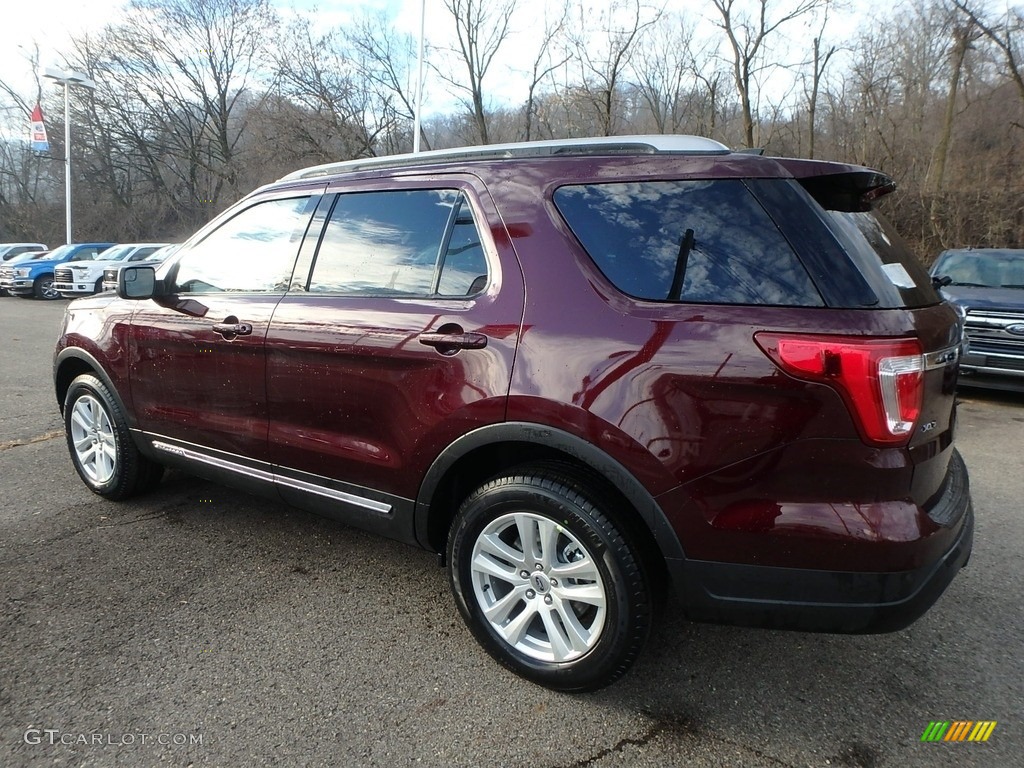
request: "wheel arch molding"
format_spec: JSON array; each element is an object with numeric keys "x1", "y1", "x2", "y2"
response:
[
  {"x1": 54, "y1": 348, "x2": 131, "y2": 425},
  {"x1": 414, "y1": 421, "x2": 687, "y2": 568}
]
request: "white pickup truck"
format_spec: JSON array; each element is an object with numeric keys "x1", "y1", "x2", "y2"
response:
[{"x1": 53, "y1": 243, "x2": 170, "y2": 297}]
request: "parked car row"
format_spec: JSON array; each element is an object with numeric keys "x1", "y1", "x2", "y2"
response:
[
  {"x1": 0, "y1": 243, "x2": 49, "y2": 296},
  {"x1": 0, "y1": 242, "x2": 173, "y2": 299},
  {"x1": 53, "y1": 243, "x2": 171, "y2": 297},
  {"x1": 101, "y1": 244, "x2": 179, "y2": 292}
]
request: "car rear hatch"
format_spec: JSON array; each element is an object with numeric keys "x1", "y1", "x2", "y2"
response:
[{"x1": 770, "y1": 161, "x2": 965, "y2": 520}]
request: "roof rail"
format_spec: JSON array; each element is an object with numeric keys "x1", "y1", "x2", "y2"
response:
[{"x1": 279, "y1": 135, "x2": 731, "y2": 181}]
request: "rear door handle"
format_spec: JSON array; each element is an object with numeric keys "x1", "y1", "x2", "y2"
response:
[{"x1": 418, "y1": 331, "x2": 488, "y2": 354}]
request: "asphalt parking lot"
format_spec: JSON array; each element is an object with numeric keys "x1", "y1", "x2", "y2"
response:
[{"x1": 1, "y1": 297, "x2": 1021, "y2": 767}]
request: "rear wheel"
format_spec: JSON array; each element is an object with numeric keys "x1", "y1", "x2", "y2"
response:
[
  {"x1": 64, "y1": 373, "x2": 163, "y2": 499},
  {"x1": 33, "y1": 274, "x2": 59, "y2": 299},
  {"x1": 447, "y1": 466, "x2": 652, "y2": 692}
]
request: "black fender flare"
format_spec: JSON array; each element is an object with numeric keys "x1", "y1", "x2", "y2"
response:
[
  {"x1": 53, "y1": 348, "x2": 133, "y2": 427},
  {"x1": 414, "y1": 421, "x2": 687, "y2": 564}
]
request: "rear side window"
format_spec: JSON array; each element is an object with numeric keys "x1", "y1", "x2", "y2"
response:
[
  {"x1": 553, "y1": 180, "x2": 823, "y2": 306},
  {"x1": 820, "y1": 210, "x2": 938, "y2": 308},
  {"x1": 130, "y1": 247, "x2": 161, "y2": 261},
  {"x1": 306, "y1": 189, "x2": 487, "y2": 297}
]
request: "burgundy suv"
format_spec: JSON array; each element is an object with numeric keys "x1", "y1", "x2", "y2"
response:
[{"x1": 54, "y1": 136, "x2": 973, "y2": 691}]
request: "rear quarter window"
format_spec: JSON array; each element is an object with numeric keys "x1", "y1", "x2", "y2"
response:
[
  {"x1": 553, "y1": 180, "x2": 823, "y2": 307},
  {"x1": 820, "y1": 209, "x2": 939, "y2": 308}
]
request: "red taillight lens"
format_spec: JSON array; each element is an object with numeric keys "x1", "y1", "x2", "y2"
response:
[{"x1": 755, "y1": 333, "x2": 924, "y2": 446}]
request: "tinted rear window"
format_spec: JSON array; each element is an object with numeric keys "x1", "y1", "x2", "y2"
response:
[
  {"x1": 553, "y1": 180, "x2": 823, "y2": 307},
  {"x1": 819, "y1": 209, "x2": 938, "y2": 308}
]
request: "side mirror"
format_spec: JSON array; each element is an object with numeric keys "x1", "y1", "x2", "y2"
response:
[{"x1": 117, "y1": 266, "x2": 158, "y2": 299}]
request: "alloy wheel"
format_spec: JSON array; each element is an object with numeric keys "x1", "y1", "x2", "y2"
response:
[
  {"x1": 69, "y1": 394, "x2": 117, "y2": 484},
  {"x1": 469, "y1": 511, "x2": 607, "y2": 662}
]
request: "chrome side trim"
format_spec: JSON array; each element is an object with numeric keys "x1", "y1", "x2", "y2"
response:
[
  {"x1": 275, "y1": 475, "x2": 392, "y2": 515},
  {"x1": 149, "y1": 438, "x2": 392, "y2": 515},
  {"x1": 151, "y1": 440, "x2": 276, "y2": 483},
  {"x1": 924, "y1": 344, "x2": 961, "y2": 371}
]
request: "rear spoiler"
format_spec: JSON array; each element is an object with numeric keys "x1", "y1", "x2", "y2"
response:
[{"x1": 774, "y1": 160, "x2": 896, "y2": 212}]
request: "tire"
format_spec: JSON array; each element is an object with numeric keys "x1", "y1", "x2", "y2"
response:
[
  {"x1": 447, "y1": 466, "x2": 652, "y2": 692},
  {"x1": 33, "y1": 274, "x2": 59, "y2": 300},
  {"x1": 94, "y1": 277, "x2": 104, "y2": 294},
  {"x1": 64, "y1": 373, "x2": 164, "y2": 500}
]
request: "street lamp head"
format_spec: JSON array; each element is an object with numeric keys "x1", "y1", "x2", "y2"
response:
[{"x1": 41, "y1": 66, "x2": 96, "y2": 90}]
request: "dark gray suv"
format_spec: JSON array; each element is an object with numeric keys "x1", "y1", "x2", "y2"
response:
[{"x1": 932, "y1": 248, "x2": 1024, "y2": 392}]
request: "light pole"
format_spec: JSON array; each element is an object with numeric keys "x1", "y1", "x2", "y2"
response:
[
  {"x1": 42, "y1": 67, "x2": 96, "y2": 245},
  {"x1": 413, "y1": 0, "x2": 425, "y2": 153}
]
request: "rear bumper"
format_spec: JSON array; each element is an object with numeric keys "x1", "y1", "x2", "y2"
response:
[
  {"x1": 670, "y1": 452, "x2": 974, "y2": 634},
  {"x1": 958, "y1": 352, "x2": 1024, "y2": 391}
]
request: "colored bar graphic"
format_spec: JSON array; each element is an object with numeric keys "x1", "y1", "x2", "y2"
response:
[
  {"x1": 921, "y1": 721, "x2": 996, "y2": 742},
  {"x1": 969, "y1": 722, "x2": 997, "y2": 742},
  {"x1": 945, "y1": 721, "x2": 971, "y2": 741}
]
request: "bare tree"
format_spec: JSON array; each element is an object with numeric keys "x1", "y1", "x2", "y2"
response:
[
  {"x1": 346, "y1": 12, "x2": 429, "y2": 152},
  {"x1": 76, "y1": 0, "x2": 276, "y2": 229},
  {"x1": 804, "y1": 36, "x2": 836, "y2": 157},
  {"x1": 711, "y1": 0, "x2": 829, "y2": 148},
  {"x1": 273, "y1": 19, "x2": 384, "y2": 163},
  {"x1": 631, "y1": 12, "x2": 698, "y2": 134},
  {"x1": 0, "y1": 44, "x2": 57, "y2": 235},
  {"x1": 952, "y1": 0, "x2": 1024, "y2": 107},
  {"x1": 801, "y1": 3, "x2": 837, "y2": 158},
  {"x1": 439, "y1": 0, "x2": 518, "y2": 144},
  {"x1": 567, "y1": 0, "x2": 661, "y2": 136},
  {"x1": 931, "y1": 11, "x2": 978, "y2": 191},
  {"x1": 521, "y1": 0, "x2": 570, "y2": 141}
]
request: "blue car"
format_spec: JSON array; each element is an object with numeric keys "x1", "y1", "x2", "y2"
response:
[
  {"x1": 931, "y1": 248, "x2": 1024, "y2": 392},
  {"x1": 0, "y1": 243, "x2": 115, "y2": 299}
]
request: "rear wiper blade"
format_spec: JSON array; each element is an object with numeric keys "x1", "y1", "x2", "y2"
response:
[{"x1": 667, "y1": 228, "x2": 695, "y2": 302}]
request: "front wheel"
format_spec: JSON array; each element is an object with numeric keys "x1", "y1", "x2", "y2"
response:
[
  {"x1": 64, "y1": 373, "x2": 163, "y2": 499},
  {"x1": 447, "y1": 467, "x2": 652, "y2": 692},
  {"x1": 33, "y1": 274, "x2": 60, "y2": 299}
]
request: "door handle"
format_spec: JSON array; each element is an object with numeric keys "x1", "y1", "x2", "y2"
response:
[
  {"x1": 418, "y1": 331, "x2": 488, "y2": 355},
  {"x1": 212, "y1": 321, "x2": 253, "y2": 338}
]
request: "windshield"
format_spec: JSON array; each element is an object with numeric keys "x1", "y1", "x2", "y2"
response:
[
  {"x1": 96, "y1": 246, "x2": 134, "y2": 262},
  {"x1": 43, "y1": 244, "x2": 76, "y2": 261},
  {"x1": 932, "y1": 250, "x2": 1024, "y2": 289}
]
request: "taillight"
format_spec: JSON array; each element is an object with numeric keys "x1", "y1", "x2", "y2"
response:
[{"x1": 755, "y1": 333, "x2": 924, "y2": 446}]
